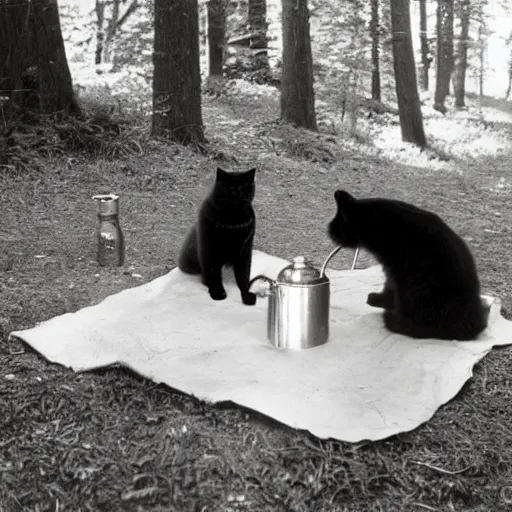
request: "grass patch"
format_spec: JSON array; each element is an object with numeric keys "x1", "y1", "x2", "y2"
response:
[{"x1": 0, "y1": 110, "x2": 149, "y2": 174}]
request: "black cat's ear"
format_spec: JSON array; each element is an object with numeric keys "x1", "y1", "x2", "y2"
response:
[
  {"x1": 216, "y1": 167, "x2": 229, "y2": 180},
  {"x1": 334, "y1": 190, "x2": 355, "y2": 207}
]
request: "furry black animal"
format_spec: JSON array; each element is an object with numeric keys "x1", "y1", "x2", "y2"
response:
[
  {"x1": 328, "y1": 190, "x2": 488, "y2": 340},
  {"x1": 178, "y1": 167, "x2": 257, "y2": 305}
]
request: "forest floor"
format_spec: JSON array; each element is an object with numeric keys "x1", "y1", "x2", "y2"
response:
[{"x1": 1, "y1": 83, "x2": 512, "y2": 511}]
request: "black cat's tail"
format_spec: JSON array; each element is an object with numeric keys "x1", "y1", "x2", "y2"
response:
[{"x1": 177, "y1": 226, "x2": 202, "y2": 274}]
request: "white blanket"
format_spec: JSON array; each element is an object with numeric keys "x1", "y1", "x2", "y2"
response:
[{"x1": 10, "y1": 250, "x2": 512, "y2": 442}]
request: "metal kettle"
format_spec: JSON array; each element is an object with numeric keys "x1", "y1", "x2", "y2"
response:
[{"x1": 249, "y1": 245, "x2": 344, "y2": 350}]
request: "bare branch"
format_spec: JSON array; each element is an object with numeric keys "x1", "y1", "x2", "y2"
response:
[{"x1": 115, "y1": 0, "x2": 139, "y2": 32}]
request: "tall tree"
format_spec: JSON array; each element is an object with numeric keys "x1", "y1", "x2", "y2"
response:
[
  {"x1": 370, "y1": 0, "x2": 381, "y2": 101},
  {"x1": 505, "y1": 32, "x2": 512, "y2": 99},
  {"x1": 207, "y1": 0, "x2": 227, "y2": 76},
  {"x1": 248, "y1": 0, "x2": 268, "y2": 71},
  {"x1": 280, "y1": 0, "x2": 317, "y2": 130},
  {"x1": 477, "y1": 15, "x2": 485, "y2": 99},
  {"x1": 95, "y1": 0, "x2": 140, "y2": 65},
  {"x1": 95, "y1": 0, "x2": 106, "y2": 65},
  {"x1": 452, "y1": 0, "x2": 471, "y2": 108},
  {"x1": 418, "y1": 0, "x2": 431, "y2": 91},
  {"x1": 0, "y1": 0, "x2": 80, "y2": 121},
  {"x1": 506, "y1": 56, "x2": 512, "y2": 100},
  {"x1": 152, "y1": 0, "x2": 205, "y2": 145},
  {"x1": 390, "y1": 0, "x2": 427, "y2": 147},
  {"x1": 434, "y1": 0, "x2": 455, "y2": 113},
  {"x1": 248, "y1": 0, "x2": 268, "y2": 49}
]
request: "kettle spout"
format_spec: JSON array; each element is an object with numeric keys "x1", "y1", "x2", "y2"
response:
[{"x1": 248, "y1": 275, "x2": 274, "y2": 298}]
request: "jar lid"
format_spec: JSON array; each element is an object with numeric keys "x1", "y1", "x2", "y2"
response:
[
  {"x1": 276, "y1": 256, "x2": 327, "y2": 285},
  {"x1": 93, "y1": 194, "x2": 119, "y2": 216}
]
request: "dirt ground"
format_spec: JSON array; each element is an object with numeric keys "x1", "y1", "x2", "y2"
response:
[{"x1": 1, "y1": 92, "x2": 512, "y2": 511}]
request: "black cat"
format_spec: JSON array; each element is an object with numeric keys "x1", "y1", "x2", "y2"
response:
[
  {"x1": 328, "y1": 190, "x2": 488, "y2": 340},
  {"x1": 178, "y1": 167, "x2": 257, "y2": 305}
]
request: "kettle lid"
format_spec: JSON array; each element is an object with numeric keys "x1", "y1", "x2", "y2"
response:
[{"x1": 277, "y1": 256, "x2": 327, "y2": 285}]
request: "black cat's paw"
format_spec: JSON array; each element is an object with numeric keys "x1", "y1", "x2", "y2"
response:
[
  {"x1": 242, "y1": 292, "x2": 257, "y2": 306},
  {"x1": 209, "y1": 287, "x2": 227, "y2": 301},
  {"x1": 367, "y1": 292, "x2": 384, "y2": 308},
  {"x1": 367, "y1": 291, "x2": 394, "y2": 309}
]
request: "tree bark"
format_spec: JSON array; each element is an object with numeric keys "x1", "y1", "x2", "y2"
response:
[
  {"x1": 95, "y1": 0, "x2": 105, "y2": 65},
  {"x1": 370, "y1": 0, "x2": 381, "y2": 101},
  {"x1": 94, "y1": 0, "x2": 139, "y2": 65},
  {"x1": 390, "y1": 0, "x2": 426, "y2": 147},
  {"x1": 280, "y1": 0, "x2": 317, "y2": 130},
  {"x1": 105, "y1": 0, "x2": 139, "y2": 63},
  {"x1": 207, "y1": 0, "x2": 226, "y2": 76},
  {"x1": 418, "y1": 0, "x2": 430, "y2": 91},
  {"x1": 506, "y1": 56, "x2": 512, "y2": 100},
  {"x1": 152, "y1": 0, "x2": 206, "y2": 146},
  {"x1": 478, "y1": 19, "x2": 485, "y2": 98},
  {"x1": 34, "y1": 0, "x2": 78, "y2": 114},
  {"x1": 505, "y1": 32, "x2": 512, "y2": 100},
  {"x1": 434, "y1": 0, "x2": 454, "y2": 113},
  {"x1": 452, "y1": 0, "x2": 470, "y2": 108},
  {"x1": 0, "y1": 0, "x2": 80, "y2": 121},
  {"x1": 103, "y1": 0, "x2": 120, "y2": 63},
  {"x1": 248, "y1": 0, "x2": 268, "y2": 49}
]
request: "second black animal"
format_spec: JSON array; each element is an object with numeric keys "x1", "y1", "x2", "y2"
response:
[{"x1": 328, "y1": 190, "x2": 488, "y2": 340}]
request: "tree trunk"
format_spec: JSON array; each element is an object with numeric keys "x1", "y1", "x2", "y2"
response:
[
  {"x1": 104, "y1": 0, "x2": 139, "y2": 64},
  {"x1": 207, "y1": 0, "x2": 226, "y2": 76},
  {"x1": 478, "y1": 19, "x2": 485, "y2": 98},
  {"x1": 248, "y1": 0, "x2": 268, "y2": 49},
  {"x1": 370, "y1": 0, "x2": 381, "y2": 101},
  {"x1": 452, "y1": 0, "x2": 470, "y2": 108},
  {"x1": 418, "y1": 0, "x2": 430, "y2": 91},
  {"x1": 506, "y1": 56, "x2": 512, "y2": 100},
  {"x1": 35, "y1": 0, "x2": 78, "y2": 114},
  {"x1": 95, "y1": 0, "x2": 105, "y2": 65},
  {"x1": 280, "y1": 0, "x2": 317, "y2": 130},
  {"x1": 505, "y1": 32, "x2": 512, "y2": 100},
  {"x1": 102, "y1": 0, "x2": 120, "y2": 64},
  {"x1": 152, "y1": 0, "x2": 206, "y2": 146},
  {"x1": 390, "y1": 0, "x2": 426, "y2": 147},
  {"x1": 95, "y1": 0, "x2": 139, "y2": 65},
  {"x1": 0, "y1": 0, "x2": 80, "y2": 121},
  {"x1": 434, "y1": 0, "x2": 454, "y2": 113}
]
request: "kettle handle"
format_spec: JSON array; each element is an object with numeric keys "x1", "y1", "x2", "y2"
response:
[
  {"x1": 248, "y1": 275, "x2": 275, "y2": 297},
  {"x1": 320, "y1": 245, "x2": 342, "y2": 277},
  {"x1": 320, "y1": 246, "x2": 360, "y2": 277}
]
